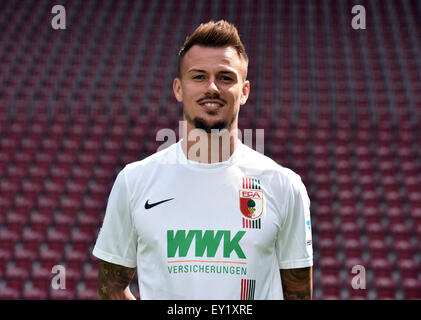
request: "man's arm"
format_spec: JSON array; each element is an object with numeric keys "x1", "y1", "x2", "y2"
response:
[
  {"x1": 97, "y1": 260, "x2": 137, "y2": 300},
  {"x1": 280, "y1": 266, "x2": 313, "y2": 300}
]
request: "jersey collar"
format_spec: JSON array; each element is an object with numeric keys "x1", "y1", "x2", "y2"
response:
[{"x1": 176, "y1": 138, "x2": 243, "y2": 170}]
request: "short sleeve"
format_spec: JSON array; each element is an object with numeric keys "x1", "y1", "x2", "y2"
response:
[
  {"x1": 92, "y1": 168, "x2": 138, "y2": 268},
  {"x1": 276, "y1": 174, "x2": 313, "y2": 269}
]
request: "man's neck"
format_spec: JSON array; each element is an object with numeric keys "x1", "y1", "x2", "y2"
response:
[{"x1": 181, "y1": 125, "x2": 239, "y2": 164}]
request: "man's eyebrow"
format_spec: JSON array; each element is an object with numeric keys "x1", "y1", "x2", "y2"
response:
[
  {"x1": 187, "y1": 69, "x2": 207, "y2": 73},
  {"x1": 187, "y1": 69, "x2": 236, "y2": 75},
  {"x1": 218, "y1": 70, "x2": 236, "y2": 76}
]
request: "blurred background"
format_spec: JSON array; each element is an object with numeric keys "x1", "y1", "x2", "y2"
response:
[{"x1": 0, "y1": 0, "x2": 420, "y2": 299}]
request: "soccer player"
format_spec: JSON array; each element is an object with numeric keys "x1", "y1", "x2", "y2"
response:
[{"x1": 93, "y1": 20, "x2": 313, "y2": 300}]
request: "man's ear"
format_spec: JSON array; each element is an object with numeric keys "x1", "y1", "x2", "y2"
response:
[
  {"x1": 240, "y1": 80, "x2": 250, "y2": 105},
  {"x1": 173, "y1": 77, "x2": 183, "y2": 102}
]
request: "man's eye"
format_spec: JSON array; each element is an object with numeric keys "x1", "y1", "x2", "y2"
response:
[
  {"x1": 220, "y1": 76, "x2": 233, "y2": 81},
  {"x1": 192, "y1": 75, "x2": 205, "y2": 80}
]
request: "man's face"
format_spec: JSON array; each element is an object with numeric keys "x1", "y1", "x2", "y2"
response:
[{"x1": 173, "y1": 45, "x2": 250, "y2": 133}]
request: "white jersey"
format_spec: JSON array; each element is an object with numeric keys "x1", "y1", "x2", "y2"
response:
[{"x1": 93, "y1": 139, "x2": 313, "y2": 300}]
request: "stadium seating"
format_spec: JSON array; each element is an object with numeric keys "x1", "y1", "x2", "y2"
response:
[{"x1": 0, "y1": 0, "x2": 420, "y2": 299}]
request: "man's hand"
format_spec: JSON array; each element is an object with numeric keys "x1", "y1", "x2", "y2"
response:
[
  {"x1": 280, "y1": 267, "x2": 313, "y2": 300},
  {"x1": 97, "y1": 260, "x2": 137, "y2": 300}
]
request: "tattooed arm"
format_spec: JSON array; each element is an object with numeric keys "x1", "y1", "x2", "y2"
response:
[
  {"x1": 97, "y1": 260, "x2": 137, "y2": 300},
  {"x1": 280, "y1": 267, "x2": 313, "y2": 300}
]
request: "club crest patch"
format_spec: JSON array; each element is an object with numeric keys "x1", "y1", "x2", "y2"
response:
[
  {"x1": 239, "y1": 189, "x2": 264, "y2": 219},
  {"x1": 240, "y1": 178, "x2": 264, "y2": 229}
]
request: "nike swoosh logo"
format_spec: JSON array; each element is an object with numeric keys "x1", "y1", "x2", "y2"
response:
[{"x1": 144, "y1": 198, "x2": 174, "y2": 210}]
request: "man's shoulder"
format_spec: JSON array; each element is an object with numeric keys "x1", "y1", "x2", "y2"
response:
[
  {"x1": 238, "y1": 143, "x2": 301, "y2": 180},
  {"x1": 122, "y1": 142, "x2": 179, "y2": 174}
]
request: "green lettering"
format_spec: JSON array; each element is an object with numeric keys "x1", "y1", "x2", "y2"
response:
[
  {"x1": 194, "y1": 230, "x2": 224, "y2": 257},
  {"x1": 167, "y1": 229, "x2": 247, "y2": 259},
  {"x1": 223, "y1": 231, "x2": 246, "y2": 259},
  {"x1": 167, "y1": 230, "x2": 195, "y2": 257}
]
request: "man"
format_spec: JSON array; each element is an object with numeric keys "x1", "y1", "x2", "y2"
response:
[{"x1": 93, "y1": 20, "x2": 313, "y2": 300}]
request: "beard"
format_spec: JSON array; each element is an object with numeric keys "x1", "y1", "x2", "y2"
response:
[{"x1": 184, "y1": 111, "x2": 237, "y2": 134}]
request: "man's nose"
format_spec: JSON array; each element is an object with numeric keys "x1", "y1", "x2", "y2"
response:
[{"x1": 206, "y1": 78, "x2": 219, "y2": 94}]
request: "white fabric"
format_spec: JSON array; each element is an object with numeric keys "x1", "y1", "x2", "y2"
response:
[{"x1": 93, "y1": 139, "x2": 313, "y2": 299}]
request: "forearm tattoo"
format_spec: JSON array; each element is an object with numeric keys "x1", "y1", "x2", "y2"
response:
[
  {"x1": 280, "y1": 267, "x2": 313, "y2": 300},
  {"x1": 97, "y1": 260, "x2": 137, "y2": 300}
]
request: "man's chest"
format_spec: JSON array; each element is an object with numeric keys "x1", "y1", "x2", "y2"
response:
[{"x1": 130, "y1": 171, "x2": 283, "y2": 262}]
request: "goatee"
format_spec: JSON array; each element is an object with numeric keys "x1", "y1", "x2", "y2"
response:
[{"x1": 184, "y1": 112, "x2": 236, "y2": 134}]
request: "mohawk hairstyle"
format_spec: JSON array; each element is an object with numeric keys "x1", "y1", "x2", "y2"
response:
[{"x1": 177, "y1": 20, "x2": 248, "y2": 78}]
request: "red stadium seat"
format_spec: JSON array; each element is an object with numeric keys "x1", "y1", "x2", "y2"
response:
[
  {"x1": 397, "y1": 259, "x2": 420, "y2": 281},
  {"x1": 348, "y1": 288, "x2": 368, "y2": 300},
  {"x1": 38, "y1": 246, "x2": 64, "y2": 270},
  {"x1": 389, "y1": 222, "x2": 413, "y2": 242},
  {"x1": 315, "y1": 220, "x2": 337, "y2": 239},
  {"x1": 53, "y1": 213, "x2": 77, "y2": 231},
  {"x1": 393, "y1": 240, "x2": 415, "y2": 260},
  {"x1": 370, "y1": 258, "x2": 393, "y2": 278},
  {"x1": 342, "y1": 238, "x2": 364, "y2": 259},
  {"x1": 5, "y1": 212, "x2": 28, "y2": 235},
  {"x1": 66, "y1": 181, "x2": 88, "y2": 197},
  {"x1": 340, "y1": 221, "x2": 363, "y2": 238},
  {"x1": 22, "y1": 286, "x2": 48, "y2": 300},
  {"x1": 401, "y1": 278, "x2": 421, "y2": 300},
  {"x1": 49, "y1": 288, "x2": 76, "y2": 300},
  {"x1": 375, "y1": 277, "x2": 396, "y2": 299},
  {"x1": 83, "y1": 265, "x2": 98, "y2": 289},
  {"x1": 14, "y1": 248, "x2": 38, "y2": 271},
  {"x1": 0, "y1": 287, "x2": 20, "y2": 299},
  {"x1": 5, "y1": 266, "x2": 29, "y2": 293},
  {"x1": 360, "y1": 205, "x2": 383, "y2": 224},
  {"x1": 317, "y1": 238, "x2": 339, "y2": 258},
  {"x1": 319, "y1": 256, "x2": 342, "y2": 277},
  {"x1": 365, "y1": 222, "x2": 387, "y2": 240},
  {"x1": 59, "y1": 198, "x2": 81, "y2": 217},
  {"x1": 76, "y1": 287, "x2": 98, "y2": 300},
  {"x1": 321, "y1": 275, "x2": 342, "y2": 299},
  {"x1": 31, "y1": 266, "x2": 52, "y2": 290},
  {"x1": 29, "y1": 212, "x2": 53, "y2": 235},
  {"x1": 368, "y1": 239, "x2": 390, "y2": 259},
  {"x1": 0, "y1": 229, "x2": 19, "y2": 252}
]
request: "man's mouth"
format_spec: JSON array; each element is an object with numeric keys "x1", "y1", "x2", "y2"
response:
[
  {"x1": 198, "y1": 100, "x2": 225, "y2": 111},
  {"x1": 202, "y1": 102, "x2": 223, "y2": 107}
]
